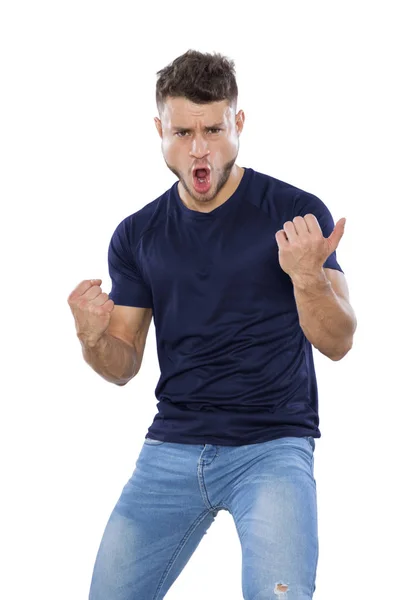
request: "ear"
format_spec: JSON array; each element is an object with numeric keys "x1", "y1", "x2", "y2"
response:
[
  {"x1": 236, "y1": 110, "x2": 245, "y2": 135},
  {"x1": 154, "y1": 117, "x2": 163, "y2": 139}
]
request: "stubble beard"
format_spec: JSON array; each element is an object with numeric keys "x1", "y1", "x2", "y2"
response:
[{"x1": 165, "y1": 155, "x2": 238, "y2": 205}]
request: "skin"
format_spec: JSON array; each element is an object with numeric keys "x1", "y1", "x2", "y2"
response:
[{"x1": 154, "y1": 97, "x2": 245, "y2": 213}]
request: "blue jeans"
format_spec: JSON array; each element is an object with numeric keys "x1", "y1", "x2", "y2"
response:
[{"x1": 89, "y1": 436, "x2": 318, "y2": 600}]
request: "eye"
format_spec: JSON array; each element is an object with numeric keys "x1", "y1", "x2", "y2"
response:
[{"x1": 174, "y1": 128, "x2": 221, "y2": 138}]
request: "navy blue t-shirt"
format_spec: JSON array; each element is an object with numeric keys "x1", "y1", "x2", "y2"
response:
[{"x1": 108, "y1": 167, "x2": 343, "y2": 445}]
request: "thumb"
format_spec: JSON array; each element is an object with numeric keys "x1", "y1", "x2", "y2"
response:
[{"x1": 327, "y1": 218, "x2": 346, "y2": 253}]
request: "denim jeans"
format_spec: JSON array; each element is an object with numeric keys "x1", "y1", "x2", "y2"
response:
[{"x1": 89, "y1": 436, "x2": 318, "y2": 600}]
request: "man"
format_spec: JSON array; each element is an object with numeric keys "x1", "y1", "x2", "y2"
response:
[{"x1": 68, "y1": 49, "x2": 357, "y2": 600}]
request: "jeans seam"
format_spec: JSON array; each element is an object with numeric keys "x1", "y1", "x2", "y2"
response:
[
  {"x1": 310, "y1": 538, "x2": 319, "y2": 596},
  {"x1": 153, "y1": 509, "x2": 214, "y2": 600}
]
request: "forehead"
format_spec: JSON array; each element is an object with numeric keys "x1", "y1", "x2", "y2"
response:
[{"x1": 161, "y1": 97, "x2": 233, "y2": 126}]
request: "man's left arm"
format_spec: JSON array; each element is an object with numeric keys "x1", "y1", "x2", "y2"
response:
[
  {"x1": 275, "y1": 213, "x2": 357, "y2": 361},
  {"x1": 292, "y1": 267, "x2": 357, "y2": 361}
]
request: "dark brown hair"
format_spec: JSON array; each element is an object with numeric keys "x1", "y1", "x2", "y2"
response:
[{"x1": 156, "y1": 49, "x2": 238, "y2": 113}]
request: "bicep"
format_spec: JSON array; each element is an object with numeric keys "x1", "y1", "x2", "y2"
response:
[{"x1": 108, "y1": 219, "x2": 153, "y2": 309}]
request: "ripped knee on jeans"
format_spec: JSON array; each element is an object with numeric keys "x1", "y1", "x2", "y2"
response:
[{"x1": 274, "y1": 582, "x2": 289, "y2": 597}]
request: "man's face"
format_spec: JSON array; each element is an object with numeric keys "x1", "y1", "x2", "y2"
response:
[{"x1": 154, "y1": 97, "x2": 245, "y2": 204}]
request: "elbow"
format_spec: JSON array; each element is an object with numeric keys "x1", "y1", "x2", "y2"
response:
[
  {"x1": 114, "y1": 369, "x2": 139, "y2": 386},
  {"x1": 330, "y1": 352, "x2": 346, "y2": 362},
  {"x1": 329, "y1": 338, "x2": 354, "y2": 361}
]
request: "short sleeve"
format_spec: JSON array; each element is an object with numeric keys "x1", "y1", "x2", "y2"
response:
[
  {"x1": 108, "y1": 219, "x2": 153, "y2": 308},
  {"x1": 294, "y1": 192, "x2": 344, "y2": 274}
]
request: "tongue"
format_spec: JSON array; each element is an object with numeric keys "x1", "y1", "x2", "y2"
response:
[{"x1": 195, "y1": 169, "x2": 207, "y2": 178}]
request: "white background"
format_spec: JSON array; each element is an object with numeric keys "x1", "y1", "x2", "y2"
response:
[{"x1": 1, "y1": 1, "x2": 417, "y2": 598}]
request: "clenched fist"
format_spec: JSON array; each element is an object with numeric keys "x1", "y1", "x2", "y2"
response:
[{"x1": 67, "y1": 279, "x2": 114, "y2": 347}]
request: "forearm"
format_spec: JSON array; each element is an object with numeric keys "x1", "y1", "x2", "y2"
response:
[
  {"x1": 292, "y1": 269, "x2": 357, "y2": 360},
  {"x1": 79, "y1": 332, "x2": 139, "y2": 385}
]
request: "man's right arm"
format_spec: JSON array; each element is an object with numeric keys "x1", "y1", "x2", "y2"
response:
[{"x1": 68, "y1": 278, "x2": 153, "y2": 386}]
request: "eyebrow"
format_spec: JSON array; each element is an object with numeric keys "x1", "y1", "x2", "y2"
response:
[{"x1": 172, "y1": 122, "x2": 224, "y2": 132}]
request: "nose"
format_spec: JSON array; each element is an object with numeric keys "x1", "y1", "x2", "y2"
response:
[{"x1": 189, "y1": 134, "x2": 210, "y2": 159}]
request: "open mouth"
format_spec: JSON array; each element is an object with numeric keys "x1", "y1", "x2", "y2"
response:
[
  {"x1": 192, "y1": 167, "x2": 211, "y2": 192},
  {"x1": 193, "y1": 167, "x2": 210, "y2": 182}
]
